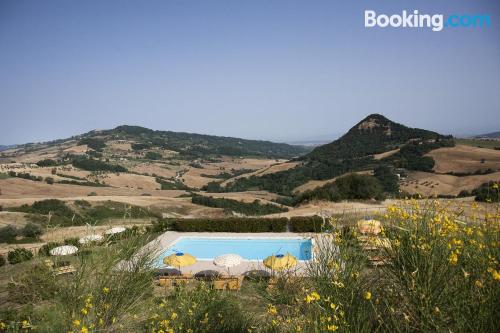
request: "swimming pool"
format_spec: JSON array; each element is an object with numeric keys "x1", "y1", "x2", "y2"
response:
[{"x1": 155, "y1": 237, "x2": 313, "y2": 266}]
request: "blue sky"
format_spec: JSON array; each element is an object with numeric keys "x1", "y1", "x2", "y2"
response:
[{"x1": 1, "y1": 0, "x2": 499, "y2": 145}]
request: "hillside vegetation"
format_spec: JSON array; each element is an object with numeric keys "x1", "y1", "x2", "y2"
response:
[{"x1": 211, "y1": 114, "x2": 454, "y2": 198}]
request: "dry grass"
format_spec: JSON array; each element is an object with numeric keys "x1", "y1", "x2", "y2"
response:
[
  {"x1": 401, "y1": 171, "x2": 500, "y2": 196},
  {"x1": 426, "y1": 144, "x2": 500, "y2": 173}
]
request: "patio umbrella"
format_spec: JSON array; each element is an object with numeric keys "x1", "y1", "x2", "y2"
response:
[
  {"x1": 78, "y1": 234, "x2": 103, "y2": 245},
  {"x1": 163, "y1": 252, "x2": 196, "y2": 271},
  {"x1": 263, "y1": 253, "x2": 297, "y2": 271},
  {"x1": 213, "y1": 254, "x2": 243, "y2": 275},
  {"x1": 104, "y1": 226, "x2": 126, "y2": 235},
  {"x1": 50, "y1": 245, "x2": 79, "y2": 256}
]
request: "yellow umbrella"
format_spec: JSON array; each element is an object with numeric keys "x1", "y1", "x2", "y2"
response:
[
  {"x1": 263, "y1": 253, "x2": 297, "y2": 271},
  {"x1": 163, "y1": 252, "x2": 196, "y2": 268}
]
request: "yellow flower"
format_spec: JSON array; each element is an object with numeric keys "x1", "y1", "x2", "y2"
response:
[
  {"x1": 491, "y1": 269, "x2": 500, "y2": 281},
  {"x1": 327, "y1": 324, "x2": 339, "y2": 331},
  {"x1": 267, "y1": 304, "x2": 278, "y2": 315},
  {"x1": 171, "y1": 312, "x2": 178, "y2": 320},
  {"x1": 475, "y1": 280, "x2": 483, "y2": 288},
  {"x1": 21, "y1": 320, "x2": 30, "y2": 329},
  {"x1": 80, "y1": 327, "x2": 88, "y2": 333},
  {"x1": 102, "y1": 287, "x2": 110, "y2": 294},
  {"x1": 80, "y1": 308, "x2": 88, "y2": 315},
  {"x1": 363, "y1": 291, "x2": 372, "y2": 300},
  {"x1": 304, "y1": 292, "x2": 321, "y2": 303},
  {"x1": 72, "y1": 319, "x2": 81, "y2": 327},
  {"x1": 330, "y1": 303, "x2": 337, "y2": 310},
  {"x1": 448, "y1": 252, "x2": 458, "y2": 265}
]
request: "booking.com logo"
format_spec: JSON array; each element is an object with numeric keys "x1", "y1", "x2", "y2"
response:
[{"x1": 365, "y1": 10, "x2": 491, "y2": 32}]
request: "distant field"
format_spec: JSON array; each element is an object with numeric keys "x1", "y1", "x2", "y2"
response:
[
  {"x1": 456, "y1": 138, "x2": 500, "y2": 150},
  {"x1": 426, "y1": 144, "x2": 500, "y2": 174}
]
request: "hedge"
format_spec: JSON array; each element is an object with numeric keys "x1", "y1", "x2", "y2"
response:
[
  {"x1": 173, "y1": 218, "x2": 287, "y2": 233},
  {"x1": 151, "y1": 216, "x2": 334, "y2": 233},
  {"x1": 289, "y1": 216, "x2": 325, "y2": 232}
]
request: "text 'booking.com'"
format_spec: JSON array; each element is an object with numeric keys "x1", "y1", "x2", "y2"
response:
[{"x1": 365, "y1": 10, "x2": 491, "y2": 32}]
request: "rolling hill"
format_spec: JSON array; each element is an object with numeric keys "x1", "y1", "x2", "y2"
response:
[{"x1": 474, "y1": 131, "x2": 500, "y2": 139}]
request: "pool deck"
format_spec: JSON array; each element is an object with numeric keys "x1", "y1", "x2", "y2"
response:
[{"x1": 144, "y1": 231, "x2": 317, "y2": 276}]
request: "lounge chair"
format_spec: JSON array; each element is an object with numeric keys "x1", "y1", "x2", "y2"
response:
[
  {"x1": 226, "y1": 276, "x2": 244, "y2": 291},
  {"x1": 53, "y1": 264, "x2": 76, "y2": 275},
  {"x1": 212, "y1": 279, "x2": 227, "y2": 290}
]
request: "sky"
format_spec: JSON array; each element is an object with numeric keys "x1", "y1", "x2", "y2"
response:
[{"x1": 0, "y1": 0, "x2": 499, "y2": 145}]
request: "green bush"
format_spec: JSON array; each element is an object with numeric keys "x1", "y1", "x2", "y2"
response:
[
  {"x1": 173, "y1": 217, "x2": 287, "y2": 232},
  {"x1": 289, "y1": 216, "x2": 325, "y2": 232},
  {"x1": 21, "y1": 222, "x2": 43, "y2": 238},
  {"x1": 0, "y1": 225, "x2": 18, "y2": 243},
  {"x1": 72, "y1": 157, "x2": 127, "y2": 172},
  {"x1": 145, "y1": 151, "x2": 162, "y2": 160},
  {"x1": 0, "y1": 254, "x2": 5, "y2": 266},
  {"x1": 7, "y1": 248, "x2": 34, "y2": 264},
  {"x1": 63, "y1": 237, "x2": 80, "y2": 247},
  {"x1": 36, "y1": 159, "x2": 58, "y2": 167},
  {"x1": 38, "y1": 242, "x2": 62, "y2": 256}
]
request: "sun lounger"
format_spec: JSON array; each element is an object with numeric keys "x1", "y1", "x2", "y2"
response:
[
  {"x1": 212, "y1": 279, "x2": 227, "y2": 290},
  {"x1": 226, "y1": 276, "x2": 244, "y2": 291},
  {"x1": 53, "y1": 265, "x2": 76, "y2": 275},
  {"x1": 156, "y1": 274, "x2": 194, "y2": 287}
]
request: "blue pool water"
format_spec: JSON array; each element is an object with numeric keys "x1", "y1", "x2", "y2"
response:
[{"x1": 155, "y1": 237, "x2": 312, "y2": 266}]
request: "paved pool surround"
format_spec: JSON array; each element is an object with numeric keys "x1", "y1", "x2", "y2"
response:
[{"x1": 145, "y1": 232, "x2": 318, "y2": 276}]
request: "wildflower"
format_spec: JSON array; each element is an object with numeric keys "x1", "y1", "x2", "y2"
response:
[
  {"x1": 448, "y1": 251, "x2": 458, "y2": 265},
  {"x1": 475, "y1": 280, "x2": 483, "y2": 288},
  {"x1": 330, "y1": 303, "x2": 337, "y2": 310},
  {"x1": 102, "y1": 287, "x2": 110, "y2": 294},
  {"x1": 72, "y1": 319, "x2": 81, "y2": 327},
  {"x1": 490, "y1": 269, "x2": 500, "y2": 281},
  {"x1": 327, "y1": 324, "x2": 339, "y2": 331},
  {"x1": 21, "y1": 320, "x2": 30, "y2": 329},
  {"x1": 267, "y1": 304, "x2": 278, "y2": 315},
  {"x1": 80, "y1": 327, "x2": 88, "y2": 333},
  {"x1": 363, "y1": 291, "x2": 372, "y2": 300},
  {"x1": 304, "y1": 292, "x2": 321, "y2": 303},
  {"x1": 171, "y1": 312, "x2": 178, "y2": 320},
  {"x1": 80, "y1": 308, "x2": 88, "y2": 315}
]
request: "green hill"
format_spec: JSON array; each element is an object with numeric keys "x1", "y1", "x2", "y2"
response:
[
  {"x1": 211, "y1": 114, "x2": 454, "y2": 196},
  {"x1": 81, "y1": 125, "x2": 310, "y2": 159}
]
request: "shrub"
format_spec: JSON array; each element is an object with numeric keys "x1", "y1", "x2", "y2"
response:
[
  {"x1": 145, "y1": 151, "x2": 162, "y2": 160},
  {"x1": 38, "y1": 242, "x2": 62, "y2": 256},
  {"x1": 7, "y1": 248, "x2": 33, "y2": 264},
  {"x1": 72, "y1": 157, "x2": 127, "y2": 172},
  {"x1": 0, "y1": 225, "x2": 19, "y2": 243},
  {"x1": 45, "y1": 177, "x2": 54, "y2": 185},
  {"x1": 174, "y1": 217, "x2": 287, "y2": 232},
  {"x1": 63, "y1": 237, "x2": 79, "y2": 247},
  {"x1": 21, "y1": 222, "x2": 43, "y2": 238},
  {"x1": 36, "y1": 159, "x2": 58, "y2": 167},
  {"x1": 0, "y1": 254, "x2": 5, "y2": 266}
]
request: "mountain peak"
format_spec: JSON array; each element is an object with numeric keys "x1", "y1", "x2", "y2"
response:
[{"x1": 305, "y1": 114, "x2": 448, "y2": 162}]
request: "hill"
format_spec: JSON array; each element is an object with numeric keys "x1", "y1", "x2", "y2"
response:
[
  {"x1": 212, "y1": 114, "x2": 454, "y2": 196},
  {"x1": 474, "y1": 131, "x2": 500, "y2": 139},
  {"x1": 75, "y1": 125, "x2": 310, "y2": 159}
]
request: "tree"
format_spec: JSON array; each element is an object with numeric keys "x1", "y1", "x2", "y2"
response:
[{"x1": 374, "y1": 165, "x2": 399, "y2": 193}]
